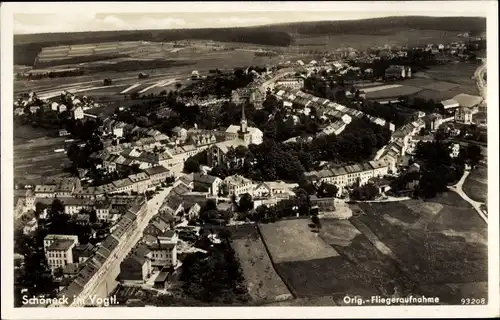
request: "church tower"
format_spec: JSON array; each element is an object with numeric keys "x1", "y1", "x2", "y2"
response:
[{"x1": 238, "y1": 104, "x2": 251, "y2": 145}]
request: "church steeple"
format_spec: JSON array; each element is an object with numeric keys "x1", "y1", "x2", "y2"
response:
[{"x1": 240, "y1": 104, "x2": 248, "y2": 133}]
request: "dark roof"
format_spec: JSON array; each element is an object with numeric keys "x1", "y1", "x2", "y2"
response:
[
  {"x1": 145, "y1": 166, "x2": 170, "y2": 176},
  {"x1": 154, "y1": 271, "x2": 169, "y2": 283}
]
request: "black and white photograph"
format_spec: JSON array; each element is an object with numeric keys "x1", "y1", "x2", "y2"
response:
[{"x1": 1, "y1": 1, "x2": 498, "y2": 318}]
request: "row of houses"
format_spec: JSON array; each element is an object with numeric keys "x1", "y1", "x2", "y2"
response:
[
  {"x1": 51, "y1": 198, "x2": 149, "y2": 307},
  {"x1": 275, "y1": 89, "x2": 392, "y2": 131},
  {"x1": 34, "y1": 166, "x2": 172, "y2": 199},
  {"x1": 304, "y1": 159, "x2": 390, "y2": 195}
]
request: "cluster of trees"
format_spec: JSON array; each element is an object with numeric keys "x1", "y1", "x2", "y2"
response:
[
  {"x1": 411, "y1": 141, "x2": 483, "y2": 198},
  {"x1": 198, "y1": 199, "x2": 232, "y2": 226},
  {"x1": 15, "y1": 69, "x2": 85, "y2": 80},
  {"x1": 237, "y1": 189, "x2": 311, "y2": 223},
  {"x1": 180, "y1": 68, "x2": 255, "y2": 99},
  {"x1": 211, "y1": 118, "x2": 390, "y2": 183},
  {"x1": 179, "y1": 238, "x2": 250, "y2": 304},
  {"x1": 350, "y1": 183, "x2": 380, "y2": 201}
]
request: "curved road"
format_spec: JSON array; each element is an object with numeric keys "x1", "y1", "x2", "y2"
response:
[
  {"x1": 474, "y1": 60, "x2": 487, "y2": 102},
  {"x1": 448, "y1": 170, "x2": 487, "y2": 224}
]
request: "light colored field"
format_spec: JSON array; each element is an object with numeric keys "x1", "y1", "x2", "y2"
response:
[
  {"x1": 259, "y1": 219, "x2": 339, "y2": 263},
  {"x1": 232, "y1": 236, "x2": 293, "y2": 303},
  {"x1": 362, "y1": 84, "x2": 402, "y2": 93},
  {"x1": 417, "y1": 81, "x2": 460, "y2": 92},
  {"x1": 319, "y1": 219, "x2": 361, "y2": 247},
  {"x1": 463, "y1": 164, "x2": 487, "y2": 203},
  {"x1": 365, "y1": 85, "x2": 423, "y2": 99}
]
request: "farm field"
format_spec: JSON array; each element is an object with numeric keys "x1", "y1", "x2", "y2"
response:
[
  {"x1": 290, "y1": 29, "x2": 463, "y2": 51},
  {"x1": 463, "y1": 164, "x2": 487, "y2": 203},
  {"x1": 355, "y1": 193, "x2": 488, "y2": 304},
  {"x1": 230, "y1": 225, "x2": 293, "y2": 303},
  {"x1": 14, "y1": 131, "x2": 73, "y2": 185},
  {"x1": 258, "y1": 219, "x2": 339, "y2": 263},
  {"x1": 364, "y1": 85, "x2": 423, "y2": 99}
]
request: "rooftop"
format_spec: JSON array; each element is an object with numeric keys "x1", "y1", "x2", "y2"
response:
[{"x1": 47, "y1": 239, "x2": 75, "y2": 251}]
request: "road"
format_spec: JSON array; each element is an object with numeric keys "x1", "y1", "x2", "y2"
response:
[
  {"x1": 447, "y1": 170, "x2": 487, "y2": 224},
  {"x1": 474, "y1": 60, "x2": 487, "y2": 102}
]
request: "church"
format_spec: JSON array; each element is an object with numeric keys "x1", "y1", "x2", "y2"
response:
[{"x1": 207, "y1": 105, "x2": 263, "y2": 167}]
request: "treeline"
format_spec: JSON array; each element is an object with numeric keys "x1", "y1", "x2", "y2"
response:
[
  {"x1": 15, "y1": 28, "x2": 293, "y2": 66},
  {"x1": 271, "y1": 16, "x2": 486, "y2": 36},
  {"x1": 34, "y1": 53, "x2": 128, "y2": 68},
  {"x1": 15, "y1": 69, "x2": 85, "y2": 80}
]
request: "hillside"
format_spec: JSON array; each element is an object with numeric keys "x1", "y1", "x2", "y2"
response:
[
  {"x1": 267, "y1": 16, "x2": 486, "y2": 36},
  {"x1": 14, "y1": 16, "x2": 486, "y2": 66}
]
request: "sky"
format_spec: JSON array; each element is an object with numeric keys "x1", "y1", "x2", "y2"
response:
[{"x1": 12, "y1": 2, "x2": 489, "y2": 35}]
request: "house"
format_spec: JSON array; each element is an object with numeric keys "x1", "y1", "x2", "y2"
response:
[
  {"x1": 94, "y1": 201, "x2": 112, "y2": 222},
  {"x1": 455, "y1": 107, "x2": 478, "y2": 125},
  {"x1": 44, "y1": 235, "x2": 79, "y2": 272},
  {"x1": 72, "y1": 106, "x2": 84, "y2": 120},
  {"x1": 408, "y1": 163, "x2": 421, "y2": 173},
  {"x1": 144, "y1": 166, "x2": 171, "y2": 186},
  {"x1": 423, "y1": 113, "x2": 443, "y2": 132},
  {"x1": 171, "y1": 127, "x2": 188, "y2": 141},
  {"x1": 181, "y1": 172, "x2": 222, "y2": 196},
  {"x1": 34, "y1": 185, "x2": 56, "y2": 198},
  {"x1": 29, "y1": 106, "x2": 40, "y2": 113},
  {"x1": 369, "y1": 177, "x2": 392, "y2": 194},
  {"x1": 120, "y1": 254, "x2": 152, "y2": 284},
  {"x1": 58, "y1": 104, "x2": 67, "y2": 113},
  {"x1": 113, "y1": 127, "x2": 124, "y2": 138},
  {"x1": 23, "y1": 217, "x2": 38, "y2": 235},
  {"x1": 129, "y1": 172, "x2": 151, "y2": 193},
  {"x1": 253, "y1": 181, "x2": 295, "y2": 199},
  {"x1": 223, "y1": 174, "x2": 253, "y2": 197},
  {"x1": 186, "y1": 203, "x2": 201, "y2": 220},
  {"x1": 51, "y1": 102, "x2": 59, "y2": 111},
  {"x1": 59, "y1": 129, "x2": 70, "y2": 137},
  {"x1": 449, "y1": 143, "x2": 460, "y2": 158},
  {"x1": 14, "y1": 108, "x2": 25, "y2": 116},
  {"x1": 148, "y1": 240, "x2": 178, "y2": 269},
  {"x1": 72, "y1": 243, "x2": 95, "y2": 264}
]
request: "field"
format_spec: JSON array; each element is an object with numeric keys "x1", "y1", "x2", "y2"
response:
[
  {"x1": 289, "y1": 29, "x2": 463, "y2": 52},
  {"x1": 463, "y1": 164, "x2": 488, "y2": 203},
  {"x1": 14, "y1": 127, "x2": 73, "y2": 184},
  {"x1": 258, "y1": 219, "x2": 339, "y2": 263},
  {"x1": 411, "y1": 63, "x2": 480, "y2": 100},
  {"x1": 230, "y1": 225, "x2": 293, "y2": 303},
  {"x1": 364, "y1": 85, "x2": 423, "y2": 99},
  {"x1": 355, "y1": 193, "x2": 488, "y2": 304},
  {"x1": 255, "y1": 191, "x2": 487, "y2": 305}
]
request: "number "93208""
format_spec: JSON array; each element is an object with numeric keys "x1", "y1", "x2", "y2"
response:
[{"x1": 461, "y1": 298, "x2": 486, "y2": 305}]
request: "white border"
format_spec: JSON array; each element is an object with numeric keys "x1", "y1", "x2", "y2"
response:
[{"x1": 1, "y1": 2, "x2": 499, "y2": 319}]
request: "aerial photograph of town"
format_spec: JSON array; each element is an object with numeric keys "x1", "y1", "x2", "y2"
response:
[{"x1": 4, "y1": 2, "x2": 494, "y2": 314}]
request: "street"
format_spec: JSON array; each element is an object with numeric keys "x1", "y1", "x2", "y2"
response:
[{"x1": 447, "y1": 170, "x2": 487, "y2": 224}]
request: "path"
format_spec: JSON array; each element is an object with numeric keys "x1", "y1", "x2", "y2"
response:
[{"x1": 448, "y1": 170, "x2": 487, "y2": 223}]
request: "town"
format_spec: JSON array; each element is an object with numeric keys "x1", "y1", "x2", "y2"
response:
[{"x1": 12, "y1": 16, "x2": 488, "y2": 308}]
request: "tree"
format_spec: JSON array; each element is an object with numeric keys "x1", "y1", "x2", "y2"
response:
[
  {"x1": 238, "y1": 193, "x2": 254, "y2": 212},
  {"x1": 350, "y1": 183, "x2": 380, "y2": 201},
  {"x1": 317, "y1": 182, "x2": 339, "y2": 198},
  {"x1": 89, "y1": 210, "x2": 98, "y2": 224},
  {"x1": 50, "y1": 198, "x2": 65, "y2": 216},
  {"x1": 183, "y1": 157, "x2": 201, "y2": 173},
  {"x1": 53, "y1": 267, "x2": 64, "y2": 279},
  {"x1": 464, "y1": 144, "x2": 483, "y2": 168},
  {"x1": 202, "y1": 199, "x2": 218, "y2": 212}
]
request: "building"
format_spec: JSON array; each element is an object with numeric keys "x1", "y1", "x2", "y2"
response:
[
  {"x1": 385, "y1": 65, "x2": 411, "y2": 80},
  {"x1": 144, "y1": 166, "x2": 171, "y2": 186},
  {"x1": 148, "y1": 239, "x2": 178, "y2": 269},
  {"x1": 180, "y1": 172, "x2": 222, "y2": 196},
  {"x1": 274, "y1": 78, "x2": 304, "y2": 90},
  {"x1": 120, "y1": 254, "x2": 152, "y2": 284},
  {"x1": 224, "y1": 105, "x2": 263, "y2": 145},
  {"x1": 449, "y1": 143, "x2": 460, "y2": 158},
  {"x1": 72, "y1": 106, "x2": 84, "y2": 120},
  {"x1": 455, "y1": 107, "x2": 478, "y2": 125},
  {"x1": 153, "y1": 271, "x2": 170, "y2": 290},
  {"x1": 310, "y1": 196, "x2": 336, "y2": 213},
  {"x1": 304, "y1": 160, "x2": 389, "y2": 192},
  {"x1": 253, "y1": 181, "x2": 296, "y2": 199},
  {"x1": 171, "y1": 127, "x2": 188, "y2": 141},
  {"x1": 423, "y1": 113, "x2": 443, "y2": 132},
  {"x1": 44, "y1": 235, "x2": 79, "y2": 272},
  {"x1": 223, "y1": 174, "x2": 254, "y2": 197},
  {"x1": 72, "y1": 243, "x2": 95, "y2": 264},
  {"x1": 441, "y1": 99, "x2": 460, "y2": 110},
  {"x1": 453, "y1": 93, "x2": 483, "y2": 109}
]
